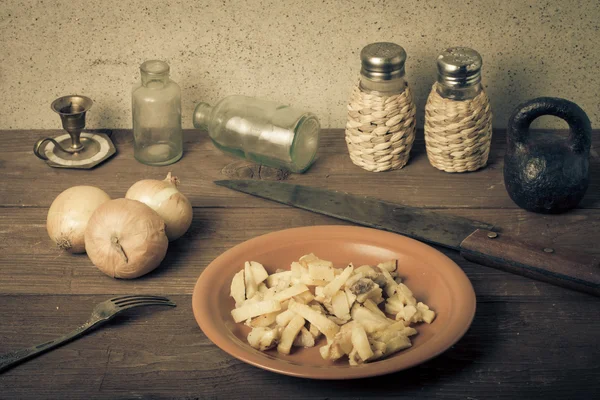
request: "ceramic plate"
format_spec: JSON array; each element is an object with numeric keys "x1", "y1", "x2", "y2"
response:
[{"x1": 192, "y1": 226, "x2": 476, "y2": 380}]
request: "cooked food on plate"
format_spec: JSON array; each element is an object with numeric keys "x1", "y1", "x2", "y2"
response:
[{"x1": 229, "y1": 254, "x2": 436, "y2": 365}]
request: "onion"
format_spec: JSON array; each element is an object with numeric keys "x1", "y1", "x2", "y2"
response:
[
  {"x1": 47, "y1": 186, "x2": 111, "y2": 253},
  {"x1": 84, "y1": 198, "x2": 169, "y2": 279},
  {"x1": 125, "y1": 172, "x2": 193, "y2": 241}
]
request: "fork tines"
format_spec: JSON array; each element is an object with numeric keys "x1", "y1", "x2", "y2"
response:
[{"x1": 111, "y1": 295, "x2": 176, "y2": 308}]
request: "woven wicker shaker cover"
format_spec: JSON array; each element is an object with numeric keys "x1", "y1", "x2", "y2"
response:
[
  {"x1": 345, "y1": 42, "x2": 417, "y2": 172},
  {"x1": 424, "y1": 48, "x2": 492, "y2": 173}
]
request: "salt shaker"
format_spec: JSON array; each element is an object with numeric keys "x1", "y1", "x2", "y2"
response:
[
  {"x1": 424, "y1": 47, "x2": 492, "y2": 173},
  {"x1": 345, "y1": 42, "x2": 417, "y2": 172},
  {"x1": 132, "y1": 60, "x2": 183, "y2": 166}
]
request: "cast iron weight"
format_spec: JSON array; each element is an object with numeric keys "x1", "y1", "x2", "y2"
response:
[{"x1": 504, "y1": 97, "x2": 591, "y2": 214}]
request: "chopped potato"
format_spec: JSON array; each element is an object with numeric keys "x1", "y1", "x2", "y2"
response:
[
  {"x1": 363, "y1": 299, "x2": 386, "y2": 318},
  {"x1": 351, "y1": 324, "x2": 374, "y2": 362},
  {"x1": 249, "y1": 311, "x2": 279, "y2": 328},
  {"x1": 384, "y1": 334, "x2": 411, "y2": 355},
  {"x1": 344, "y1": 288, "x2": 357, "y2": 309},
  {"x1": 319, "y1": 341, "x2": 345, "y2": 361},
  {"x1": 323, "y1": 264, "x2": 354, "y2": 297},
  {"x1": 229, "y1": 255, "x2": 435, "y2": 365},
  {"x1": 249, "y1": 261, "x2": 269, "y2": 284},
  {"x1": 351, "y1": 305, "x2": 392, "y2": 333},
  {"x1": 266, "y1": 270, "x2": 292, "y2": 288},
  {"x1": 354, "y1": 265, "x2": 379, "y2": 279},
  {"x1": 230, "y1": 270, "x2": 245, "y2": 307},
  {"x1": 231, "y1": 299, "x2": 282, "y2": 323},
  {"x1": 274, "y1": 284, "x2": 309, "y2": 302},
  {"x1": 308, "y1": 323, "x2": 321, "y2": 339},
  {"x1": 293, "y1": 327, "x2": 315, "y2": 348},
  {"x1": 334, "y1": 321, "x2": 356, "y2": 354},
  {"x1": 244, "y1": 263, "x2": 258, "y2": 300},
  {"x1": 288, "y1": 301, "x2": 340, "y2": 341},
  {"x1": 344, "y1": 272, "x2": 364, "y2": 289},
  {"x1": 308, "y1": 260, "x2": 335, "y2": 281},
  {"x1": 247, "y1": 327, "x2": 281, "y2": 351},
  {"x1": 377, "y1": 260, "x2": 398, "y2": 272},
  {"x1": 293, "y1": 291, "x2": 315, "y2": 304},
  {"x1": 275, "y1": 309, "x2": 296, "y2": 327},
  {"x1": 277, "y1": 314, "x2": 305, "y2": 355},
  {"x1": 257, "y1": 283, "x2": 269, "y2": 294},
  {"x1": 300, "y1": 276, "x2": 329, "y2": 287},
  {"x1": 299, "y1": 253, "x2": 320, "y2": 264},
  {"x1": 331, "y1": 290, "x2": 350, "y2": 319}
]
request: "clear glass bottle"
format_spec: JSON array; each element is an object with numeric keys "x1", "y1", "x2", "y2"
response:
[
  {"x1": 132, "y1": 60, "x2": 183, "y2": 166},
  {"x1": 193, "y1": 96, "x2": 320, "y2": 173}
]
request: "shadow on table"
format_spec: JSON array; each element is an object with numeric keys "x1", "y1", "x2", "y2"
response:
[
  {"x1": 274, "y1": 300, "x2": 501, "y2": 395},
  {"x1": 135, "y1": 207, "x2": 213, "y2": 281}
]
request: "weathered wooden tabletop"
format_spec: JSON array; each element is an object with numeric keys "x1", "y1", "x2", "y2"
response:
[{"x1": 0, "y1": 129, "x2": 598, "y2": 399}]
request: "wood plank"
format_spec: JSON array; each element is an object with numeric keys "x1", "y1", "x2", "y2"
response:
[
  {"x1": 0, "y1": 294, "x2": 597, "y2": 399},
  {"x1": 1, "y1": 129, "x2": 599, "y2": 209},
  {"x1": 0, "y1": 207, "x2": 598, "y2": 301}
]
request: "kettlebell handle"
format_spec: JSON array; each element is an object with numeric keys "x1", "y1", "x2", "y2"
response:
[{"x1": 508, "y1": 97, "x2": 591, "y2": 154}]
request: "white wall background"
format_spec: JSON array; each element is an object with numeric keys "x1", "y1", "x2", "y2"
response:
[{"x1": 0, "y1": 0, "x2": 598, "y2": 130}]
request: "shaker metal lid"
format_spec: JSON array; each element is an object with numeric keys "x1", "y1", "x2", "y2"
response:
[
  {"x1": 360, "y1": 42, "x2": 407, "y2": 81},
  {"x1": 437, "y1": 47, "x2": 482, "y2": 88}
]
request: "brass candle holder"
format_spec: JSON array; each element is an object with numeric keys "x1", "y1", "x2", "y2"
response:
[{"x1": 33, "y1": 95, "x2": 116, "y2": 169}]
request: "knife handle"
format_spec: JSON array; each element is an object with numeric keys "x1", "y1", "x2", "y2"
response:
[{"x1": 460, "y1": 229, "x2": 600, "y2": 297}]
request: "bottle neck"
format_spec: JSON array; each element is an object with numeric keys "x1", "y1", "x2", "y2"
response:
[
  {"x1": 359, "y1": 75, "x2": 406, "y2": 94},
  {"x1": 193, "y1": 102, "x2": 213, "y2": 129},
  {"x1": 141, "y1": 72, "x2": 169, "y2": 88},
  {"x1": 436, "y1": 82, "x2": 482, "y2": 100}
]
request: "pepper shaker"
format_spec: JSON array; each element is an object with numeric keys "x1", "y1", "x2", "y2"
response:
[
  {"x1": 424, "y1": 47, "x2": 492, "y2": 173},
  {"x1": 345, "y1": 42, "x2": 417, "y2": 172}
]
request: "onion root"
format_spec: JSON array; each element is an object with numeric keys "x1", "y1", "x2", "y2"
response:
[{"x1": 56, "y1": 237, "x2": 72, "y2": 251}]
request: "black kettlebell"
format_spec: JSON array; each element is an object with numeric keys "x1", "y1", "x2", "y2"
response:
[{"x1": 504, "y1": 97, "x2": 591, "y2": 214}]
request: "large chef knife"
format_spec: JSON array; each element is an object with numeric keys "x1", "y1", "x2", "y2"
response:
[{"x1": 215, "y1": 180, "x2": 600, "y2": 297}]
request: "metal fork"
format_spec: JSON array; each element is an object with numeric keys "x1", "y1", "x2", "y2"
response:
[{"x1": 0, "y1": 295, "x2": 176, "y2": 374}]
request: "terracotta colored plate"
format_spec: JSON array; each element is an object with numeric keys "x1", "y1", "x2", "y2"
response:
[{"x1": 192, "y1": 226, "x2": 476, "y2": 380}]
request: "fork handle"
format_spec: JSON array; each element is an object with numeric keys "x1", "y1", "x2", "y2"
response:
[{"x1": 0, "y1": 320, "x2": 101, "y2": 374}]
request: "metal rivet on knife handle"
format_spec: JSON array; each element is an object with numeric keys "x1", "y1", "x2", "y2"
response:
[
  {"x1": 544, "y1": 248, "x2": 555, "y2": 253},
  {"x1": 487, "y1": 232, "x2": 498, "y2": 239}
]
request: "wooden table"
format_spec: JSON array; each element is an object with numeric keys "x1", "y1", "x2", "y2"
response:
[{"x1": 0, "y1": 129, "x2": 598, "y2": 399}]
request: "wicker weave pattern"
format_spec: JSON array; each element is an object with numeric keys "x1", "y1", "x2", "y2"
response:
[
  {"x1": 424, "y1": 83, "x2": 492, "y2": 173},
  {"x1": 345, "y1": 84, "x2": 417, "y2": 172}
]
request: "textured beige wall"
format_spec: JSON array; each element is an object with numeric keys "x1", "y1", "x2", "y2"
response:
[{"x1": 1, "y1": 0, "x2": 598, "y2": 130}]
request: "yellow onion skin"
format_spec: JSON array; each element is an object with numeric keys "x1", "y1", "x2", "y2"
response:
[
  {"x1": 84, "y1": 198, "x2": 169, "y2": 279},
  {"x1": 125, "y1": 173, "x2": 193, "y2": 241},
  {"x1": 47, "y1": 186, "x2": 111, "y2": 253}
]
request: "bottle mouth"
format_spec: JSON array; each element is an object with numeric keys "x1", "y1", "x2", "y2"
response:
[
  {"x1": 290, "y1": 114, "x2": 320, "y2": 172},
  {"x1": 141, "y1": 60, "x2": 170, "y2": 75}
]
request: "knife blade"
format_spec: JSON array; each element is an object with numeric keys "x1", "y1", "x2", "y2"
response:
[{"x1": 215, "y1": 180, "x2": 600, "y2": 297}]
